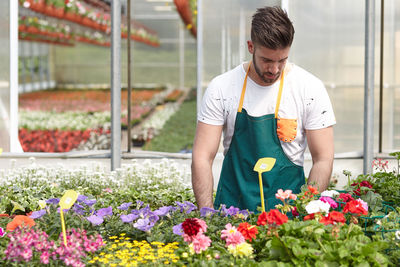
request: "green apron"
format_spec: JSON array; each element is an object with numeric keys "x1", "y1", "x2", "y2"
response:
[{"x1": 214, "y1": 63, "x2": 305, "y2": 212}]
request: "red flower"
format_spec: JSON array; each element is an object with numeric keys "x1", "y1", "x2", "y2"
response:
[
  {"x1": 320, "y1": 211, "x2": 346, "y2": 225},
  {"x1": 343, "y1": 200, "x2": 368, "y2": 215},
  {"x1": 337, "y1": 193, "x2": 354, "y2": 202},
  {"x1": 257, "y1": 209, "x2": 288, "y2": 226},
  {"x1": 328, "y1": 211, "x2": 346, "y2": 224},
  {"x1": 237, "y1": 222, "x2": 258, "y2": 242},
  {"x1": 291, "y1": 206, "x2": 299, "y2": 217},
  {"x1": 181, "y1": 218, "x2": 201, "y2": 236},
  {"x1": 303, "y1": 213, "x2": 316, "y2": 221},
  {"x1": 351, "y1": 180, "x2": 373, "y2": 196}
]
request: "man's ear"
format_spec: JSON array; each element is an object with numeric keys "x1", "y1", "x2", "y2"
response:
[{"x1": 247, "y1": 40, "x2": 254, "y2": 54}]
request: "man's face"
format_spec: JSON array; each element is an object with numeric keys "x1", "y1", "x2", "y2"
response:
[{"x1": 247, "y1": 41, "x2": 290, "y2": 86}]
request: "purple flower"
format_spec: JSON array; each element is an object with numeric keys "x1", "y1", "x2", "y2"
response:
[
  {"x1": 319, "y1": 196, "x2": 338, "y2": 209},
  {"x1": 173, "y1": 223, "x2": 183, "y2": 236},
  {"x1": 87, "y1": 215, "x2": 104, "y2": 226},
  {"x1": 73, "y1": 204, "x2": 86, "y2": 215},
  {"x1": 77, "y1": 195, "x2": 88, "y2": 203},
  {"x1": 136, "y1": 200, "x2": 144, "y2": 209},
  {"x1": 46, "y1": 198, "x2": 60, "y2": 205},
  {"x1": 154, "y1": 206, "x2": 173, "y2": 217},
  {"x1": 200, "y1": 207, "x2": 217, "y2": 217},
  {"x1": 30, "y1": 209, "x2": 46, "y2": 219},
  {"x1": 120, "y1": 213, "x2": 139, "y2": 223},
  {"x1": 83, "y1": 199, "x2": 97, "y2": 206},
  {"x1": 134, "y1": 218, "x2": 154, "y2": 232},
  {"x1": 96, "y1": 207, "x2": 113, "y2": 217},
  {"x1": 220, "y1": 205, "x2": 240, "y2": 216},
  {"x1": 57, "y1": 207, "x2": 69, "y2": 213},
  {"x1": 175, "y1": 201, "x2": 197, "y2": 214},
  {"x1": 238, "y1": 209, "x2": 250, "y2": 219},
  {"x1": 118, "y1": 202, "x2": 132, "y2": 210},
  {"x1": 139, "y1": 205, "x2": 151, "y2": 217},
  {"x1": 0, "y1": 227, "x2": 5, "y2": 237}
]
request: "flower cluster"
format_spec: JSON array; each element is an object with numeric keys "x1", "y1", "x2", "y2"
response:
[
  {"x1": 351, "y1": 180, "x2": 373, "y2": 196},
  {"x1": 257, "y1": 209, "x2": 288, "y2": 226},
  {"x1": 221, "y1": 224, "x2": 253, "y2": 258},
  {"x1": 89, "y1": 234, "x2": 179, "y2": 265},
  {"x1": 4, "y1": 226, "x2": 104, "y2": 267},
  {"x1": 179, "y1": 218, "x2": 211, "y2": 254}
]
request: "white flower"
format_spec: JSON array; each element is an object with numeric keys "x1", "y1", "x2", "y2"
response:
[
  {"x1": 320, "y1": 190, "x2": 339, "y2": 198},
  {"x1": 305, "y1": 200, "x2": 331, "y2": 214},
  {"x1": 395, "y1": 231, "x2": 400, "y2": 240}
]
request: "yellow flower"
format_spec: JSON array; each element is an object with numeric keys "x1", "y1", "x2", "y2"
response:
[
  {"x1": 38, "y1": 200, "x2": 46, "y2": 209},
  {"x1": 120, "y1": 233, "x2": 126, "y2": 236},
  {"x1": 228, "y1": 242, "x2": 253, "y2": 258},
  {"x1": 109, "y1": 236, "x2": 118, "y2": 239}
]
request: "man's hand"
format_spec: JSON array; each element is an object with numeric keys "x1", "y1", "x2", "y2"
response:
[
  {"x1": 191, "y1": 122, "x2": 223, "y2": 209},
  {"x1": 306, "y1": 126, "x2": 334, "y2": 192}
]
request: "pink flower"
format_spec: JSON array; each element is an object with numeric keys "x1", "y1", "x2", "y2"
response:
[
  {"x1": 190, "y1": 233, "x2": 211, "y2": 254},
  {"x1": 195, "y1": 218, "x2": 208, "y2": 233},
  {"x1": 275, "y1": 189, "x2": 297, "y2": 202},
  {"x1": 356, "y1": 198, "x2": 368, "y2": 212},
  {"x1": 21, "y1": 248, "x2": 33, "y2": 261},
  {"x1": 0, "y1": 227, "x2": 5, "y2": 237},
  {"x1": 103, "y1": 188, "x2": 113, "y2": 193},
  {"x1": 221, "y1": 223, "x2": 245, "y2": 247},
  {"x1": 40, "y1": 251, "x2": 50, "y2": 264},
  {"x1": 319, "y1": 196, "x2": 338, "y2": 209}
]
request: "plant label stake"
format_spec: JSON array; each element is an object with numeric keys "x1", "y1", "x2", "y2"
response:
[
  {"x1": 59, "y1": 190, "x2": 78, "y2": 246},
  {"x1": 253, "y1": 158, "x2": 276, "y2": 212}
]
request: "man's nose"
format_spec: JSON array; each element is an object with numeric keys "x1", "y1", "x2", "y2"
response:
[{"x1": 267, "y1": 62, "x2": 280, "y2": 74}]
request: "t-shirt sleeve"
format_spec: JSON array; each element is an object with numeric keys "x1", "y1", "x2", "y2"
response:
[
  {"x1": 197, "y1": 79, "x2": 225, "y2": 126},
  {"x1": 304, "y1": 80, "x2": 336, "y2": 130}
]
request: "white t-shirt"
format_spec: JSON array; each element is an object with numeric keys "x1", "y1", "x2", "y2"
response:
[{"x1": 198, "y1": 62, "x2": 336, "y2": 166}]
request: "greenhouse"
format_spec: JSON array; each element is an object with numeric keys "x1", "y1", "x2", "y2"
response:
[{"x1": 0, "y1": 0, "x2": 399, "y2": 265}]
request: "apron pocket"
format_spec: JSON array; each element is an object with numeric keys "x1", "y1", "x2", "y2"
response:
[{"x1": 277, "y1": 117, "x2": 297, "y2": 143}]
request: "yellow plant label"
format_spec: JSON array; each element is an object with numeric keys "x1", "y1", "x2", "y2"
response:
[
  {"x1": 253, "y1": 157, "x2": 276, "y2": 173},
  {"x1": 59, "y1": 190, "x2": 78, "y2": 210}
]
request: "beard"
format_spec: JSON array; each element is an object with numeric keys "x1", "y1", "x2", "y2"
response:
[{"x1": 252, "y1": 54, "x2": 280, "y2": 85}]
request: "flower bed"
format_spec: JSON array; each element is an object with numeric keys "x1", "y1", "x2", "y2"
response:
[
  {"x1": 18, "y1": 89, "x2": 161, "y2": 152},
  {"x1": 0, "y1": 159, "x2": 399, "y2": 265}
]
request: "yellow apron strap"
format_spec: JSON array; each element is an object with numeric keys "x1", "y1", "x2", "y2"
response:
[
  {"x1": 238, "y1": 62, "x2": 252, "y2": 113},
  {"x1": 274, "y1": 69, "x2": 285, "y2": 119}
]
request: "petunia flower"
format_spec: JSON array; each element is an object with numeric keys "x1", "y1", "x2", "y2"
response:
[
  {"x1": 83, "y1": 199, "x2": 97, "y2": 206},
  {"x1": 200, "y1": 207, "x2": 217, "y2": 217},
  {"x1": 87, "y1": 215, "x2": 104, "y2": 226},
  {"x1": 46, "y1": 198, "x2": 60, "y2": 205},
  {"x1": 134, "y1": 218, "x2": 154, "y2": 232},
  {"x1": 77, "y1": 195, "x2": 88, "y2": 203},
  {"x1": 96, "y1": 206, "x2": 113, "y2": 217},
  {"x1": 173, "y1": 223, "x2": 184, "y2": 236},
  {"x1": 118, "y1": 202, "x2": 132, "y2": 210},
  {"x1": 120, "y1": 213, "x2": 138, "y2": 223},
  {"x1": 154, "y1": 206, "x2": 173, "y2": 217},
  {"x1": 30, "y1": 209, "x2": 46, "y2": 219}
]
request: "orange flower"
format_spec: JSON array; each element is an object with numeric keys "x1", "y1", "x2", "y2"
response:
[
  {"x1": 6, "y1": 215, "x2": 35, "y2": 232},
  {"x1": 307, "y1": 185, "x2": 319, "y2": 195},
  {"x1": 237, "y1": 222, "x2": 258, "y2": 242}
]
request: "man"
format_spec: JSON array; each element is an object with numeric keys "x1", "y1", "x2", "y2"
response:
[{"x1": 192, "y1": 6, "x2": 335, "y2": 212}]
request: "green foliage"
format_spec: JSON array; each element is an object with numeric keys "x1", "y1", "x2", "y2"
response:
[{"x1": 143, "y1": 100, "x2": 197, "y2": 152}]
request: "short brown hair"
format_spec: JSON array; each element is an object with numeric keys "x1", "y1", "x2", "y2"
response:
[{"x1": 251, "y1": 6, "x2": 294, "y2": 49}]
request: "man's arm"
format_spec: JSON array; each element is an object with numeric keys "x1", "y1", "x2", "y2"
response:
[
  {"x1": 191, "y1": 121, "x2": 223, "y2": 209},
  {"x1": 306, "y1": 126, "x2": 334, "y2": 192}
]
